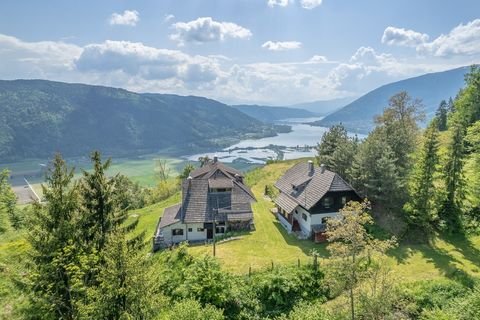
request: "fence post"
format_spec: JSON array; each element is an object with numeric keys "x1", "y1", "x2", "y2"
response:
[
  {"x1": 249, "y1": 266, "x2": 252, "y2": 277},
  {"x1": 271, "y1": 261, "x2": 274, "y2": 271},
  {"x1": 298, "y1": 258, "x2": 300, "y2": 267}
]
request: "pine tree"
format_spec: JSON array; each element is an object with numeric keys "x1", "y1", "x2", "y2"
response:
[
  {"x1": 0, "y1": 169, "x2": 16, "y2": 231},
  {"x1": 439, "y1": 122, "x2": 465, "y2": 230},
  {"x1": 79, "y1": 230, "x2": 159, "y2": 319},
  {"x1": 78, "y1": 151, "x2": 126, "y2": 252},
  {"x1": 374, "y1": 91, "x2": 424, "y2": 178},
  {"x1": 436, "y1": 100, "x2": 448, "y2": 131},
  {"x1": 315, "y1": 123, "x2": 357, "y2": 179},
  {"x1": 350, "y1": 130, "x2": 402, "y2": 209},
  {"x1": 27, "y1": 154, "x2": 80, "y2": 319},
  {"x1": 404, "y1": 120, "x2": 440, "y2": 230}
]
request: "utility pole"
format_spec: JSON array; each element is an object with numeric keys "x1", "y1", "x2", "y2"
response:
[{"x1": 213, "y1": 208, "x2": 217, "y2": 257}]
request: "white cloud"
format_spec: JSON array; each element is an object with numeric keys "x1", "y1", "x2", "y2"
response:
[
  {"x1": 0, "y1": 33, "x2": 475, "y2": 105},
  {"x1": 75, "y1": 40, "x2": 223, "y2": 86},
  {"x1": 267, "y1": 0, "x2": 290, "y2": 7},
  {"x1": 0, "y1": 34, "x2": 82, "y2": 79},
  {"x1": 163, "y1": 14, "x2": 175, "y2": 23},
  {"x1": 300, "y1": 0, "x2": 323, "y2": 9},
  {"x1": 109, "y1": 10, "x2": 139, "y2": 26},
  {"x1": 309, "y1": 55, "x2": 328, "y2": 63},
  {"x1": 262, "y1": 41, "x2": 302, "y2": 51},
  {"x1": 418, "y1": 19, "x2": 480, "y2": 57},
  {"x1": 382, "y1": 26, "x2": 429, "y2": 47},
  {"x1": 170, "y1": 17, "x2": 252, "y2": 45}
]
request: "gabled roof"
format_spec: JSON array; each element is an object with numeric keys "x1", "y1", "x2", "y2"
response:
[
  {"x1": 274, "y1": 162, "x2": 357, "y2": 210},
  {"x1": 171, "y1": 160, "x2": 256, "y2": 225},
  {"x1": 158, "y1": 204, "x2": 181, "y2": 229},
  {"x1": 190, "y1": 160, "x2": 243, "y2": 180}
]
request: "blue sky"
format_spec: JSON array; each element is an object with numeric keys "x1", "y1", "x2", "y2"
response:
[{"x1": 1, "y1": 0, "x2": 480, "y2": 104}]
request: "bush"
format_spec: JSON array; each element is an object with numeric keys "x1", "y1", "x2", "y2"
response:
[
  {"x1": 396, "y1": 279, "x2": 471, "y2": 317},
  {"x1": 162, "y1": 299, "x2": 224, "y2": 320}
]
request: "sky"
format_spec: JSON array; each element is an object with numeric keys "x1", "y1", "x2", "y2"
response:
[{"x1": 1, "y1": 0, "x2": 480, "y2": 105}]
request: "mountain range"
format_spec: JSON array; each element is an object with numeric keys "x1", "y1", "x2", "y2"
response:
[
  {"x1": 0, "y1": 80, "x2": 285, "y2": 162},
  {"x1": 314, "y1": 66, "x2": 470, "y2": 133}
]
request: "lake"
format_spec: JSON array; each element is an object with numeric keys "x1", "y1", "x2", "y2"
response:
[{"x1": 186, "y1": 117, "x2": 366, "y2": 164}]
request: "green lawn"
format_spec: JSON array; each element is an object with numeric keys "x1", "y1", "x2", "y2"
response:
[{"x1": 142, "y1": 159, "x2": 480, "y2": 281}]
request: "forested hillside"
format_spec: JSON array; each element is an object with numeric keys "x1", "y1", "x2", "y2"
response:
[
  {"x1": 0, "y1": 80, "x2": 281, "y2": 162},
  {"x1": 314, "y1": 66, "x2": 469, "y2": 133},
  {"x1": 232, "y1": 104, "x2": 317, "y2": 122}
]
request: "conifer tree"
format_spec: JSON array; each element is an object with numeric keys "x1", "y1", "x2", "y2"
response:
[
  {"x1": 316, "y1": 124, "x2": 357, "y2": 179},
  {"x1": 436, "y1": 100, "x2": 449, "y2": 131},
  {"x1": 439, "y1": 122, "x2": 465, "y2": 230},
  {"x1": 80, "y1": 230, "x2": 159, "y2": 319},
  {"x1": 404, "y1": 120, "x2": 440, "y2": 230},
  {"x1": 350, "y1": 130, "x2": 402, "y2": 209},
  {"x1": 0, "y1": 169, "x2": 17, "y2": 231},
  {"x1": 79, "y1": 151, "x2": 126, "y2": 252},
  {"x1": 27, "y1": 154, "x2": 80, "y2": 319},
  {"x1": 374, "y1": 91, "x2": 424, "y2": 178}
]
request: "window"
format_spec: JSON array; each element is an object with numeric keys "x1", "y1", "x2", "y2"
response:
[
  {"x1": 302, "y1": 213, "x2": 308, "y2": 221},
  {"x1": 295, "y1": 209, "x2": 298, "y2": 214},
  {"x1": 197, "y1": 227, "x2": 204, "y2": 232},
  {"x1": 323, "y1": 197, "x2": 333, "y2": 208},
  {"x1": 215, "y1": 227, "x2": 225, "y2": 234},
  {"x1": 188, "y1": 228, "x2": 193, "y2": 232},
  {"x1": 172, "y1": 229, "x2": 184, "y2": 236},
  {"x1": 341, "y1": 196, "x2": 347, "y2": 206}
]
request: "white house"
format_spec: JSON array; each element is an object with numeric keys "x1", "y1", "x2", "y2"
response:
[
  {"x1": 153, "y1": 157, "x2": 256, "y2": 250},
  {"x1": 274, "y1": 161, "x2": 361, "y2": 242}
]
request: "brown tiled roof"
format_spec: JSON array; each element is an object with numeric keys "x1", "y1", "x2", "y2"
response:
[
  {"x1": 190, "y1": 160, "x2": 243, "y2": 179},
  {"x1": 158, "y1": 204, "x2": 181, "y2": 229},
  {"x1": 208, "y1": 178, "x2": 233, "y2": 189},
  {"x1": 179, "y1": 160, "x2": 255, "y2": 224},
  {"x1": 274, "y1": 162, "x2": 357, "y2": 210},
  {"x1": 274, "y1": 192, "x2": 299, "y2": 213}
]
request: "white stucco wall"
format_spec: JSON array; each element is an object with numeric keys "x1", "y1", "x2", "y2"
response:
[
  {"x1": 292, "y1": 206, "x2": 312, "y2": 235},
  {"x1": 185, "y1": 223, "x2": 207, "y2": 241},
  {"x1": 292, "y1": 206, "x2": 340, "y2": 236},
  {"x1": 310, "y1": 212, "x2": 340, "y2": 225},
  {"x1": 160, "y1": 222, "x2": 186, "y2": 244}
]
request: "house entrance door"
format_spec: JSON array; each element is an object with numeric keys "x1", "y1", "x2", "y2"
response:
[{"x1": 207, "y1": 228, "x2": 213, "y2": 239}]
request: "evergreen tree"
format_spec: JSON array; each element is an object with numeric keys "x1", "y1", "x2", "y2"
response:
[
  {"x1": 436, "y1": 100, "x2": 449, "y2": 131},
  {"x1": 374, "y1": 91, "x2": 424, "y2": 178},
  {"x1": 27, "y1": 154, "x2": 80, "y2": 319},
  {"x1": 0, "y1": 169, "x2": 17, "y2": 231},
  {"x1": 79, "y1": 230, "x2": 159, "y2": 319},
  {"x1": 79, "y1": 151, "x2": 126, "y2": 252},
  {"x1": 350, "y1": 130, "x2": 403, "y2": 209},
  {"x1": 439, "y1": 123, "x2": 465, "y2": 230},
  {"x1": 315, "y1": 124, "x2": 357, "y2": 179},
  {"x1": 404, "y1": 120, "x2": 440, "y2": 230},
  {"x1": 465, "y1": 121, "x2": 480, "y2": 216}
]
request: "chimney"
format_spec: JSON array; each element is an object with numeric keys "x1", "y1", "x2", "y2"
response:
[
  {"x1": 213, "y1": 155, "x2": 218, "y2": 163},
  {"x1": 320, "y1": 163, "x2": 326, "y2": 174},
  {"x1": 308, "y1": 160, "x2": 314, "y2": 173}
]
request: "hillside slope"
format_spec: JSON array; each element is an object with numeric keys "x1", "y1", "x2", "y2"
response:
[
  {"x1": 314, "y1": 66, "x2": 469, "y2": 133},
  {"x1": 232, "y1": 104, "x2": 317, "y2": 123},
  {"x1": 0, "y1": 80, "x2": 280, "y2": 161}
]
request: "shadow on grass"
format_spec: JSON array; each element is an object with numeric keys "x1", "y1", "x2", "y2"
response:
[
  {"x1": 271, "y1": 217, "x2": 330, "y2": 258},
  {"x1": 389, "y1": 232, "x2": 480, "y2": 288}
]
